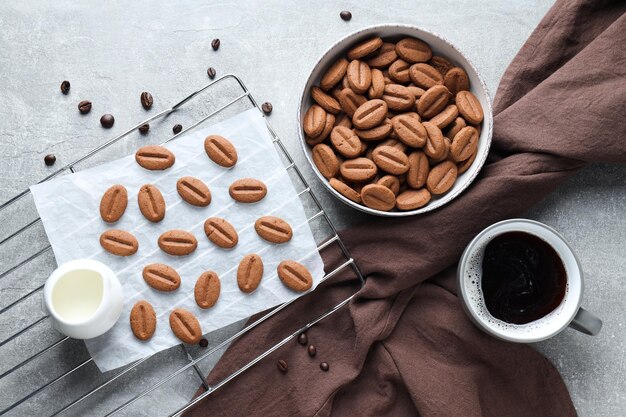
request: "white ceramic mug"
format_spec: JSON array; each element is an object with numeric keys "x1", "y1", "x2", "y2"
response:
[
  {"x1": 43, "y1": 259, "x2": 123, "y2": 339},
  {"x1": 457, "y1": 219, "x2": 602, "y2": 343}
]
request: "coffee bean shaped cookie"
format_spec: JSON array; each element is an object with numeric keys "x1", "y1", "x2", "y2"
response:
[
  {"x1": 312, "y1": 144, "x2": 339, "y2": 179},
  {"x1": 194, "y1": 271, "x2": 221, "y2": 309},
  {"x1": 456, "y1": 91, "x2": 484, "y2": 125},
  {"x1": 329, "y1": 178, "x2": 361, "y2": 203},
  {"x1": 395, "y1": 37, "x2": 432, "y2": 63},
  {"x1": 255, "y1": 216, "x2": 293, "y2": 244},
  {"x1": 427, "y1": 161, "x2": 458, "y2": 195},
  {"x1": 229, "y1": 178, "x2": 267, "y2": 203},
  {"x1": 138, "y1": 184, "x2": 166, "y2": 222},
  {"x1": 366, "y1": 42, "x2": 397, "y2": 68},
  {"x1": 330, "y1": 126, "x2": 362, "y2": 158},
  {"x1": 277, "y1": 260, "x2": 313, "y2": 292},
  {"x1": 100, "y1": 184, "x2": 128, "y2": 223},
  {"x1": 237, "y1": 254, "x2": 264, "y2": 293},
  {"x1": 204, "y1": 135, "x2": 238, "y2": 167},
  {"x1": 143, "y1": 263, "x2": 181, "y2": 292},
  {"x1": 130, "y1": 300, "x2": 156, "y2": 341},
  {"x1": 352, "y1": 99, "x2": 388, "y2": 130},
  {"x1": 169, "y1": 308, "x2": 202, "y2": 344},
  {"x1": 100, "y1": 229, "x2": 138, "y2": 256},
  {"x1": 177, "y1": 176, "x2": 211, "y2": 207},
  {"x1": 360, "y1": 184, "x2": 396, "y2": 211},
  {"x1": 347, "y1": 37, "x2": 383, "y2": 60},
  {"x1": 158, "y1": 230, "x2": 197, "y2": 256},
  {"x1": 135, "y1": 145, "x2": 175, "y2": 170},
  {"x1": 395, "y1": 189, "x2": 431, "y2": 210},
  {"x1": 417, "y1": 85, "x2": 450, "y2": 119},
  {"x1": 204, "y1": 217, "x2": 238, "y2": 248},
  {"x1": 320, "y1": 58, "x2": 349, "y2": 91}
]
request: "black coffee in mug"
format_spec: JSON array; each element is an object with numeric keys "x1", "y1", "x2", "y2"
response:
[{"x1": 481, "y1": 231, "x2": 567, "y2": 324}]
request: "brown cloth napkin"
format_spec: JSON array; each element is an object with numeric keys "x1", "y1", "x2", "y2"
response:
[{"x1": 185, "y1": 0, "x2": 626, "y2": 415}]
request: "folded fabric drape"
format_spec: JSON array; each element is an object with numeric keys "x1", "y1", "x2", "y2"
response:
[{"x1": 185, "y1": 0, "x2": 626, "y2": 415}]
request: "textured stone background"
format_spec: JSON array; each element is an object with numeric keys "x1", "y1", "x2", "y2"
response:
[{"x1": 0, "y1": 1, "x2": 624, "y2": 416}]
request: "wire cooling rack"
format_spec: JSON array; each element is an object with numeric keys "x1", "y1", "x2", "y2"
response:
[{"x1": 0, "y1": 74, "x2": 364, "y2": 416}]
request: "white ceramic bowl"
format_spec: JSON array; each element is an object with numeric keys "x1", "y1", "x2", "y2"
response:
[{"x1": 297, "y1": 24, "x2": 493, "y2": 217}]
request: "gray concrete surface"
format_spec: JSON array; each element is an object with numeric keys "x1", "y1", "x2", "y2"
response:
[{"x1": 0, "y1": 0, "x2": 624, "y2": 416}]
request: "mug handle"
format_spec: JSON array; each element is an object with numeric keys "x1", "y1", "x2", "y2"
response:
[{"x1": 569, "y1": 307, "x2": 602, "y2": 336}]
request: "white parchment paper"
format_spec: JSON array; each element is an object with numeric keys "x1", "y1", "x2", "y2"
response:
[{"x1": 30, "y1": 109, "x2": 325, "y2": 372}]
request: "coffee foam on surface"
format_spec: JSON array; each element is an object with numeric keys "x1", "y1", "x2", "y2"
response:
[{"x1": 464, "y1": 231, "x2": 570, "y2": 337}]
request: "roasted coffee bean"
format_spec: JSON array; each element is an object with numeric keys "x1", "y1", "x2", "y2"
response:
[
  {"x1": 138, "y1": 184, "x2": 166, "y2": 222},
  {"x1": 100, "y1": 114, "x2": 115, "y2": 128},
  {"x1": 352, "y1": 99, "x2": 387, "y2": 130},
  {"x1": 372, "y1": 146, "x2": 409, "y2": 175},
  {"x1": 320, "y1": 362, "x2": 330, "y2": 372},
  {"x1": 277, "y1": 359, "x2": 288, "y2": 373},
  {"x1": 392, "y1": 113, "x2": 427, "y2": 147},
  {"x1": 340, "y1": 157, "x2": 377, "y2": 182},
  {"x1": 409, "y1": 63, "x2": 443, "y2": 89},
  {"x1": 368, "y1": 69, "x2": 385, "y2": 99},
  {"x1": 355, "y1": 118, "x2": 392, "y2": 141},
  {"x1": 199, "y1": 338, "x2": 209, "y2": 347},
  {"x1": 78, "y1": 100, "x2": 92, "y2": 114},
  {"x1": 140, "y1": 91, "x2": 153, "y2": 110},
  {"x1": 158, "y1": 230, "x2": 197, "y2": 256},
  {"x1": 312, "y1": 143, "x2": 340, "y2": 179},
  {"x1": 173, "y1": 124, "x2": 183, "y2": 134},
  {"x1": 429, "y1": 56, "x2": 454, "y2": 77},
  {"x1": 277, "y1": 260, "x2": 313, "y2": 292},
  {"x1": 194, "y1": 271, "x2": 221, "y2": 309},
  {"x1": 138, "y1": 123, "x2": 150, "y2": 134},
  {"x1": 169, "y1": 308, "x2": 202, "y2": 344},
  {"x1": 44, "y1": 154, "x2": 56, "y2": 166},
  {"x1": 211, "y1": 38, "x2": 220, "y2": 50},
  {"x1": 204, "y1": 134, "x2": 238, "y2": 167},
  {"x1": 135, "y1": 145, "x2": 175, "y2": 170},
  {"x1": 204, "y1": 217, "x2": 238, "y2": 248},
  {"x1": 303, "y1": 104, "x2": 328, "y2": 137},
  {"x1": 261, "y1": 101, "x2": 273, "y2": 115},
  {"x1": 143, "y1": 263, "x2": 181, "y2": 292},
  {"x1": 60, "y1": 80, "x2": 70, "y2": 94},
  {"x1": 423, "y1": 122, "x2": 447, "y2": 160},
  {"x1": 417, "y1": 85, "x2": 450, "y2": 119},
  {"x1": 396, "y1": 188, "x2": 431, "y2": 210},
  {"x1": 366, "y1": 42, "x2": 397, "y2": 68},
  {"x1": 346, "y1": 60, "x2": 372, "y2": 94},
  {"x1": 429, "y1": 104, "x2": 459, "y2": 130},
  {"x1": 237, "y1": 254, "x2": 264, "y2": 293},
  {"x1": 407, "y1": 151, "x2": 429, "y2": 189},
  {"x1": 456, "y1": 91, "x2": 484, "y2": 124},
  {"x1": 308, "y1": 345, "x2": 317, "y2": 357},
  {"x1": 388, "y1": 59, "x2": 411, "y2": 83},
  {"x1": 377, "y1": 175, "x2": 400, "y2": 195},
  {"x1": 330, "y1": 126, "x2": 361, "y2": 158},
  {"x1": 255, "y1": 216, "x2": 293, "y2": 244},
  {"x1": 320, "y1": 58, "x2": 349, "y2": 91},
  {"x1": 100, "y1": 184, "x2": 128, "y2": 223},
  {"x1": 347, "y1": 37, "x2": 383, "y2": 61},
  {"x1": 450, "y1": 126, "x2": 479, "y2": 162},
  {"x1": 229, "y1": 178, "x2": 267, "y2": 203},
  {"x1": 298, "y1": 332, "x2": 308, "y2": 345},
  {"x1": 361, "y1": 183, "x2": 396, "y2": 211},
  {"x1": 396, "y1": 38, "x2": 432, "y2": 63},
  {"x1": 427, "y1": 160, "x2": 458, "y2": 195},
  {"x1": 382, "y1": 84, "x2": 415, "y2": 112},
  {"x1": 337, "y1": 88, "x2": 367, "y2": 117},
  {"x1": 329, "y1": 178, "x2": 361, "y2": 203},
  {"x1": 130, "y1": 300, "x2": 157, "y2": 341},
  {"x1": 207, "y1": 67, "x2": 216, "y2": 79},
  {"x1": 443, "y1": 67, "x2": 470, "y2": 95},
  {"x1": 177, "y1": 176, "x2": 212, "y2": 207},
  {"x1": 340, "y1": 10, "x2": 352, "y2": 20},
  {"x1": 100, "y1": 229, "x2": 138, "y2": 256}
]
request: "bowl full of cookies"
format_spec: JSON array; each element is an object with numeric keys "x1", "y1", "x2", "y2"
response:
[{"x1": 298, "y1": 24, "x2": 492, "y2": 216}]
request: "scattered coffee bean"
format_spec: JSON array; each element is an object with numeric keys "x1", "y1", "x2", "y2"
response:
[
  {"x1": 297, "y1": 332, "x2": 308, "y2": 346},
  {"x1": 138, "y1": 123, "x2": 150, "y2": 134},
  {"x1": 173, "y1": 124, "x2": 183, "y2": 134},
  {"x1": 261, "y1": 102, "x2": 273, "y2": 115},
  {"x1": 340, "y1": 11, "x2": 352, "y2": 21},
  {"x1": 78, "y1": 100, "x2": 92, "y2": 114},
  {"x1": 199, "y1": 338, "x2": 209, "y2": 348},
  {"x1": 211, "y1": 38, "x2": 220, "y2": 51},
  {"x1": 277, "y1": 359, "x2": 288, "y2": 373},
  {"x1": 207, "y1": 67, "x2": 216, "y2": 79},
  {"x1": 308, "y1": 345, "x2": 317, "y2": 357},
  {"x1": 44, "y1": 154, "x2": 56, "y2": 166},
  {"x1": 140, "y1": 91, "x2": 153, "y2": 110},
  {"x1": 320, "y1": 362, "x2": 329, "y2": 372},
  {"x1": 100, "y1": 114, "x2": 115, "y2": 128},
  {"x1": 60, "y1": 80, "x2": 70, "y2": 95}
]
